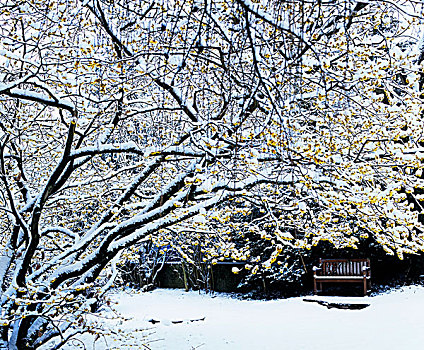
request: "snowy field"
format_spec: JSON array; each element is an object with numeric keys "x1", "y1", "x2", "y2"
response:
[{"x1": 63, "y1": 285, "x2": 424, "y2": 350}]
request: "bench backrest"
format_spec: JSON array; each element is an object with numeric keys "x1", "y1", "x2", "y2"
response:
[{"x1": 320, "y1": 259, "x2": 370, "y2": 276}]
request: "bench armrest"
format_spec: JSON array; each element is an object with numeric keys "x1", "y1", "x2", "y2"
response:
[
  {"x1": 312, "y1": 266, "x2": 321, "y2": 276},
  {"x1": 362, "y1": 266, "x2": 371, "y2": 278}
]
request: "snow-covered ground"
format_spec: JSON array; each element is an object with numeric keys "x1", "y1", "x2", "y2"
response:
[{"x1": 65, "y1": 285, "x2": 424, "y2": 350}]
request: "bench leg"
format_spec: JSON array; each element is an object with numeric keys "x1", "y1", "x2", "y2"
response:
[
  {"x1": 314, "y1": 278, "x2": 317, "y2": 294},
  {"x1": 363, "y1": 278, "x2": 367, "y2": 296}
]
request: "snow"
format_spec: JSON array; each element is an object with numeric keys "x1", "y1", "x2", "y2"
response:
[
  {"x1": 3, "y1": 87, "x2": 74, "y2": 111},
  {"x1": 61, "y1": 285, "x2": 424, "y2": 350}
]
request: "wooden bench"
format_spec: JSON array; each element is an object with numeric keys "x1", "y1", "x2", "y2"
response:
[{"x1": 313, "y1": 258, "x2": 371, "y2": 296}]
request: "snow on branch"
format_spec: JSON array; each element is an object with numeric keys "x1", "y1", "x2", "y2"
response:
[{"x1": 1, "y1": 87, "x2": 75, "y2": 115}]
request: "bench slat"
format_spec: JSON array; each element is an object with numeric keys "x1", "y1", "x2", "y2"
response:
[{"x1": 315, "y1": 276, "x2": 370, "y2": 280}]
